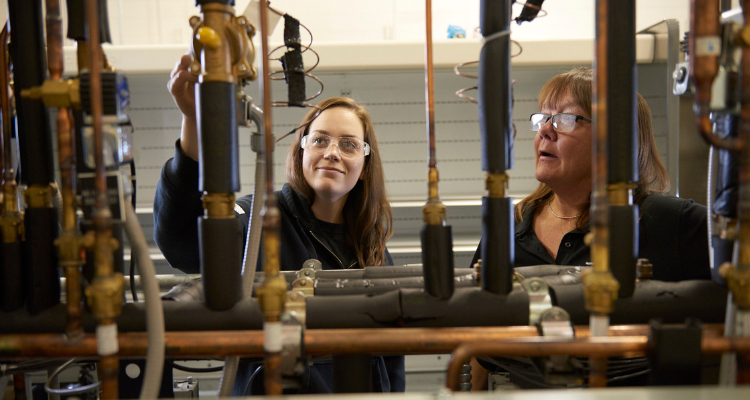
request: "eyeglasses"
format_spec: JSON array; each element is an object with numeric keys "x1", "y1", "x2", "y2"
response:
[
  {"x1": 301, "y1": 132, "x2": 371, "y2": 157},
  {"x1": 530, "y1": 113, "x2": 592, "y2": 133}
]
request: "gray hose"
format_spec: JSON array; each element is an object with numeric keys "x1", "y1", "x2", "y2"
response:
[
  {"x1": 217, "y1": 104, "x2": 266, "y2": 397},
  {"x1": 123, "y1": 200, "x2": 165, "y2": 399}
]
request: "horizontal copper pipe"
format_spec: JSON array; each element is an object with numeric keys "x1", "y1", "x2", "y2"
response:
[
  {"x1": 0, "y1": 324, "x2": 727, "y2": 360},
  {"x1": 446, "y1": 334, "x2": 750, "y2": 390},
  {"x1": 446, "y1": 337, "x2": 648, "y2": 390}
]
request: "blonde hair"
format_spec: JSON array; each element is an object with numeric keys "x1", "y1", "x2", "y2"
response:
[{"x1": 516, "y1": 67, "x2": 670, "y2": 228}]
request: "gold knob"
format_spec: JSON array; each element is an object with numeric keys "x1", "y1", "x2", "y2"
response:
[{"x1": 196, "y1": 27, "x2": 221, "y2": 49}]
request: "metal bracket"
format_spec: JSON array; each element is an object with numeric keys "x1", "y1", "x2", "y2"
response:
[
  {"x1": 538, "y1": 307, "x2": 580, "y2": 386},
  {"x1": 279, "y1": 312, "x2": 306, "y2": 389},
  {"x1": 522, "y1": 277, "x2": 553, "y2": 325}
]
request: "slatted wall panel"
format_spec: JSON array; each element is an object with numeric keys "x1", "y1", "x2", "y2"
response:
[{"x1": 119, "y1": 62, "x2": 670, "y2": 272}]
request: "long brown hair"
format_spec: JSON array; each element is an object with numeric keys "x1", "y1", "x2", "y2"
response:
[
  {"x1": 286, "y1": 97, "x2": 393, "y2": 267},
  {"x1": 516, "y1": 67, "x2": 670, "y2": 228}
]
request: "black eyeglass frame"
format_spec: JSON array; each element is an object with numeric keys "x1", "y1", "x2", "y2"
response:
[{"x1": 529, "y1": 113, "x2": 592, "y2": 133}]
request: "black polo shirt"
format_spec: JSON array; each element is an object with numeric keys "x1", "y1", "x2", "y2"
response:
[{"x1": 470, "y1": 194, "x2": 711, "y2": 282}]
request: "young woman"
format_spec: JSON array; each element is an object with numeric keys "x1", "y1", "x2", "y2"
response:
[{"x1": 153, "y1": 55, "x2": 403, "y2": 393}]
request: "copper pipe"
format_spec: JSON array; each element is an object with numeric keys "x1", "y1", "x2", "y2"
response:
[
  {"x1": 13, "y1": 373, "x2": 26, "y2": 400},
  {"x1": 422, "y1": 0, "x2": 447, "y2": 227},
  {"x1": 85, "y1": 0, "x2": 120, "y2": 397},
  {"x1": 445, "y1": 337, "x2": 649, "y2": 390},
  {"x1": 0, "y1": 22, "x2": 13, "y2": 198},
  {"x1": 584, "y1": 0, "x2": 620, "y2": 322},
  {"x1": 690, "y1": 0, "x2": 741, "y2": 151},
  {"x1": 46, "y1": 0, "x2": 83, "y2": 342},
  {"x1": 99, "y1": 353, "x2": 119, "y2": 399},
  {"x1": 738, "y1": 0, "x2": 750, "y2": 275},
  {"x1": 588, "y1": 355, "x2": 608, "y2": 387},
  {"x1": 0, "y1": 324, "x2": 729, "y2": 359},
  {"x1": 257, "y1": 0, "x2": 284, "y2": 395},
  {"x1": 425, "y1": 0, "x2": 436, "y2": 173}
]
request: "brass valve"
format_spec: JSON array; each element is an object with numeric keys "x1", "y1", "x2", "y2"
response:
[
  {"x1": 582, "y1": 269, "x2": 620, "y2": 315},
  {"x1": 54, "y1": 229, "x2": 94, "y2": 268},
  {"x1": 85, "y1": 273, "x2": 125, "y2": 320},
  {"x1": 24, "y1": 184, "x2": 54, "y2": 208},
  {"x1": 257, "y1": 275, "x2": 288, "y2": 320},
  {"x1": 189, "y1": 4, "x2": 258, "y2": 83},
  {"x1": 725, "y1": 263, "x2": 750, "y2": 310},
  {"x1": 20, "y1": 79, "x2": 81, "y2": 109}
]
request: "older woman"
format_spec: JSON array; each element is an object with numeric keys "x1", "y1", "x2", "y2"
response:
[
  {"x1": 154, "y1": 55, "x2": 403, "y2": 393},
  {"x1": 471, "y1": 67, "x2": 710, "y2": 282}
]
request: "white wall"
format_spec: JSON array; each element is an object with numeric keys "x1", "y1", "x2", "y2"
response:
[{"x1": 78, "y1": 0, "x2": 695, "y2": 48}]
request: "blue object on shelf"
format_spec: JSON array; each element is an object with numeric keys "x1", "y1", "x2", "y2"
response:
[{"x1": 447, "y1": 25, "x2": 466, "y2": 39}]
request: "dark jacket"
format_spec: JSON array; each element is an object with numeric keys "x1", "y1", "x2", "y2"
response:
[
  {"x1": 153, "y1": 141, "x2": 394, "y2": 272},
  {"x1": 153, "y1": 142, "x2": 404, "y2": 393},
  {"x1": 470, "y1": 194, "x2": 711, "y2": 281}
]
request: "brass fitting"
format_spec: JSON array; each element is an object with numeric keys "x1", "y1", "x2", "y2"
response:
[
  {"x1": 24, "y1": 184, "x2": 54, "y2": 208},
  {"x1": 20, "y1": 79, "x2": 81, "y2": 109},
  {"x1": 202, "y1": 192, "x2": 235, "y2": 218},
  {"x1": 473, "y1": 259, "x2": 482, "y2": 287},
  {"x1": 54, "y1": 228, "x2": 87, "y2": 268},
  {"x1": 606, "y1": 182, "x2": 634, "y2": 206},
  {"x1": 0, "y1": 210, "x2": 23, "y2": 243},
  {"x1": 1, "y1": 181, "x2": 23, "y2": 242},
  {"x1": 423, "y1": 200, "x2": 446, "y2": 226},
  {"x1": 84, "y1": 227, "x2": 123, "y2": 321},
  {"x1": 582, "y1": 269, "x2": 620, "y2": 315},
  {"x1": 636, "y1": 258, "x2": 653, "y2": 281},
  {"x1": 738, "y1": 25, "x2": 750, "y2": 47},
  {"x1": 189, "y1": 4, "x2": 258, "y2": 83},
  {"x1": 85, "y1": 273, "x2": 125, "y2": 320},
  {"x1": 257, "y1": 275, "x2": 288, "y2": 320},
  {"x1": 485, "y1": 173, "x2": 508, "y2": 198},
  {"x1": 726, "y1": 264, "x2": 750, "y2": 310}
]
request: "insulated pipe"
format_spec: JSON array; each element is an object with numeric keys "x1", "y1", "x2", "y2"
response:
[
  {"x1": 45, "y1": 0, "x2": 85, "y2": 342},
  {"x1": 83, "y1": 0, "x2": 123, "y2": 398},
  {"x1": 602, "y1": 0, "x2": 638, "y2": 299},
  {"x1": 254, "y1": 0, "x2": 286, "y2": 395},
  {"x1": 0, "y1": 22, "x2": 24, "y2": 313},
  {"x1": 8, "y1": 0, "x2": 60, "y2": 315},
  {"x1": 192, "y1": 1, "x2": 244, "y2": 311},
  {"x1": 478, "y1": 0, "x2": 514, "y2": 295},
  {"x1": 421, "y1": 0, "x2": 454, "y2": 300}
]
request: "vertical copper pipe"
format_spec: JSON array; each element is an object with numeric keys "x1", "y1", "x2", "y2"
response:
[
  {"x1": 0, "y1": 24, "x2": 6, "y2": 180},
  {"x1": 0, "y1": 22, "x2": 14, "y2": 205},
  {"x1": 737, "y1": 0, "x2": 750, "y2": 280},
  {"x1": 257, "y1": 0, "x2": 285, "y2": 395},
  {"x1": 46, "y1": 0, "x2": 83, "y2": 341},
  {"x1": 425, "y1": 0, "x2": 436, "y2": 174},
  {"x1": 423, "y1": 0, "x2": 443, "y2": 214},
  {"x1": 589, "y1": 356, "x2": 608, "y2": 387},
  {"x1": 85, "y1": 0, "x2": 120, "y2": 397},
  {"x1": 690, "y1": 0, "x2": 740, "y2": 151},
  {"x1": 13, "y1": 373, "x2": 27, "y2": 400},
  {"x1": 99, "y1": 350, "x2": 119, "y2": 399}
]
